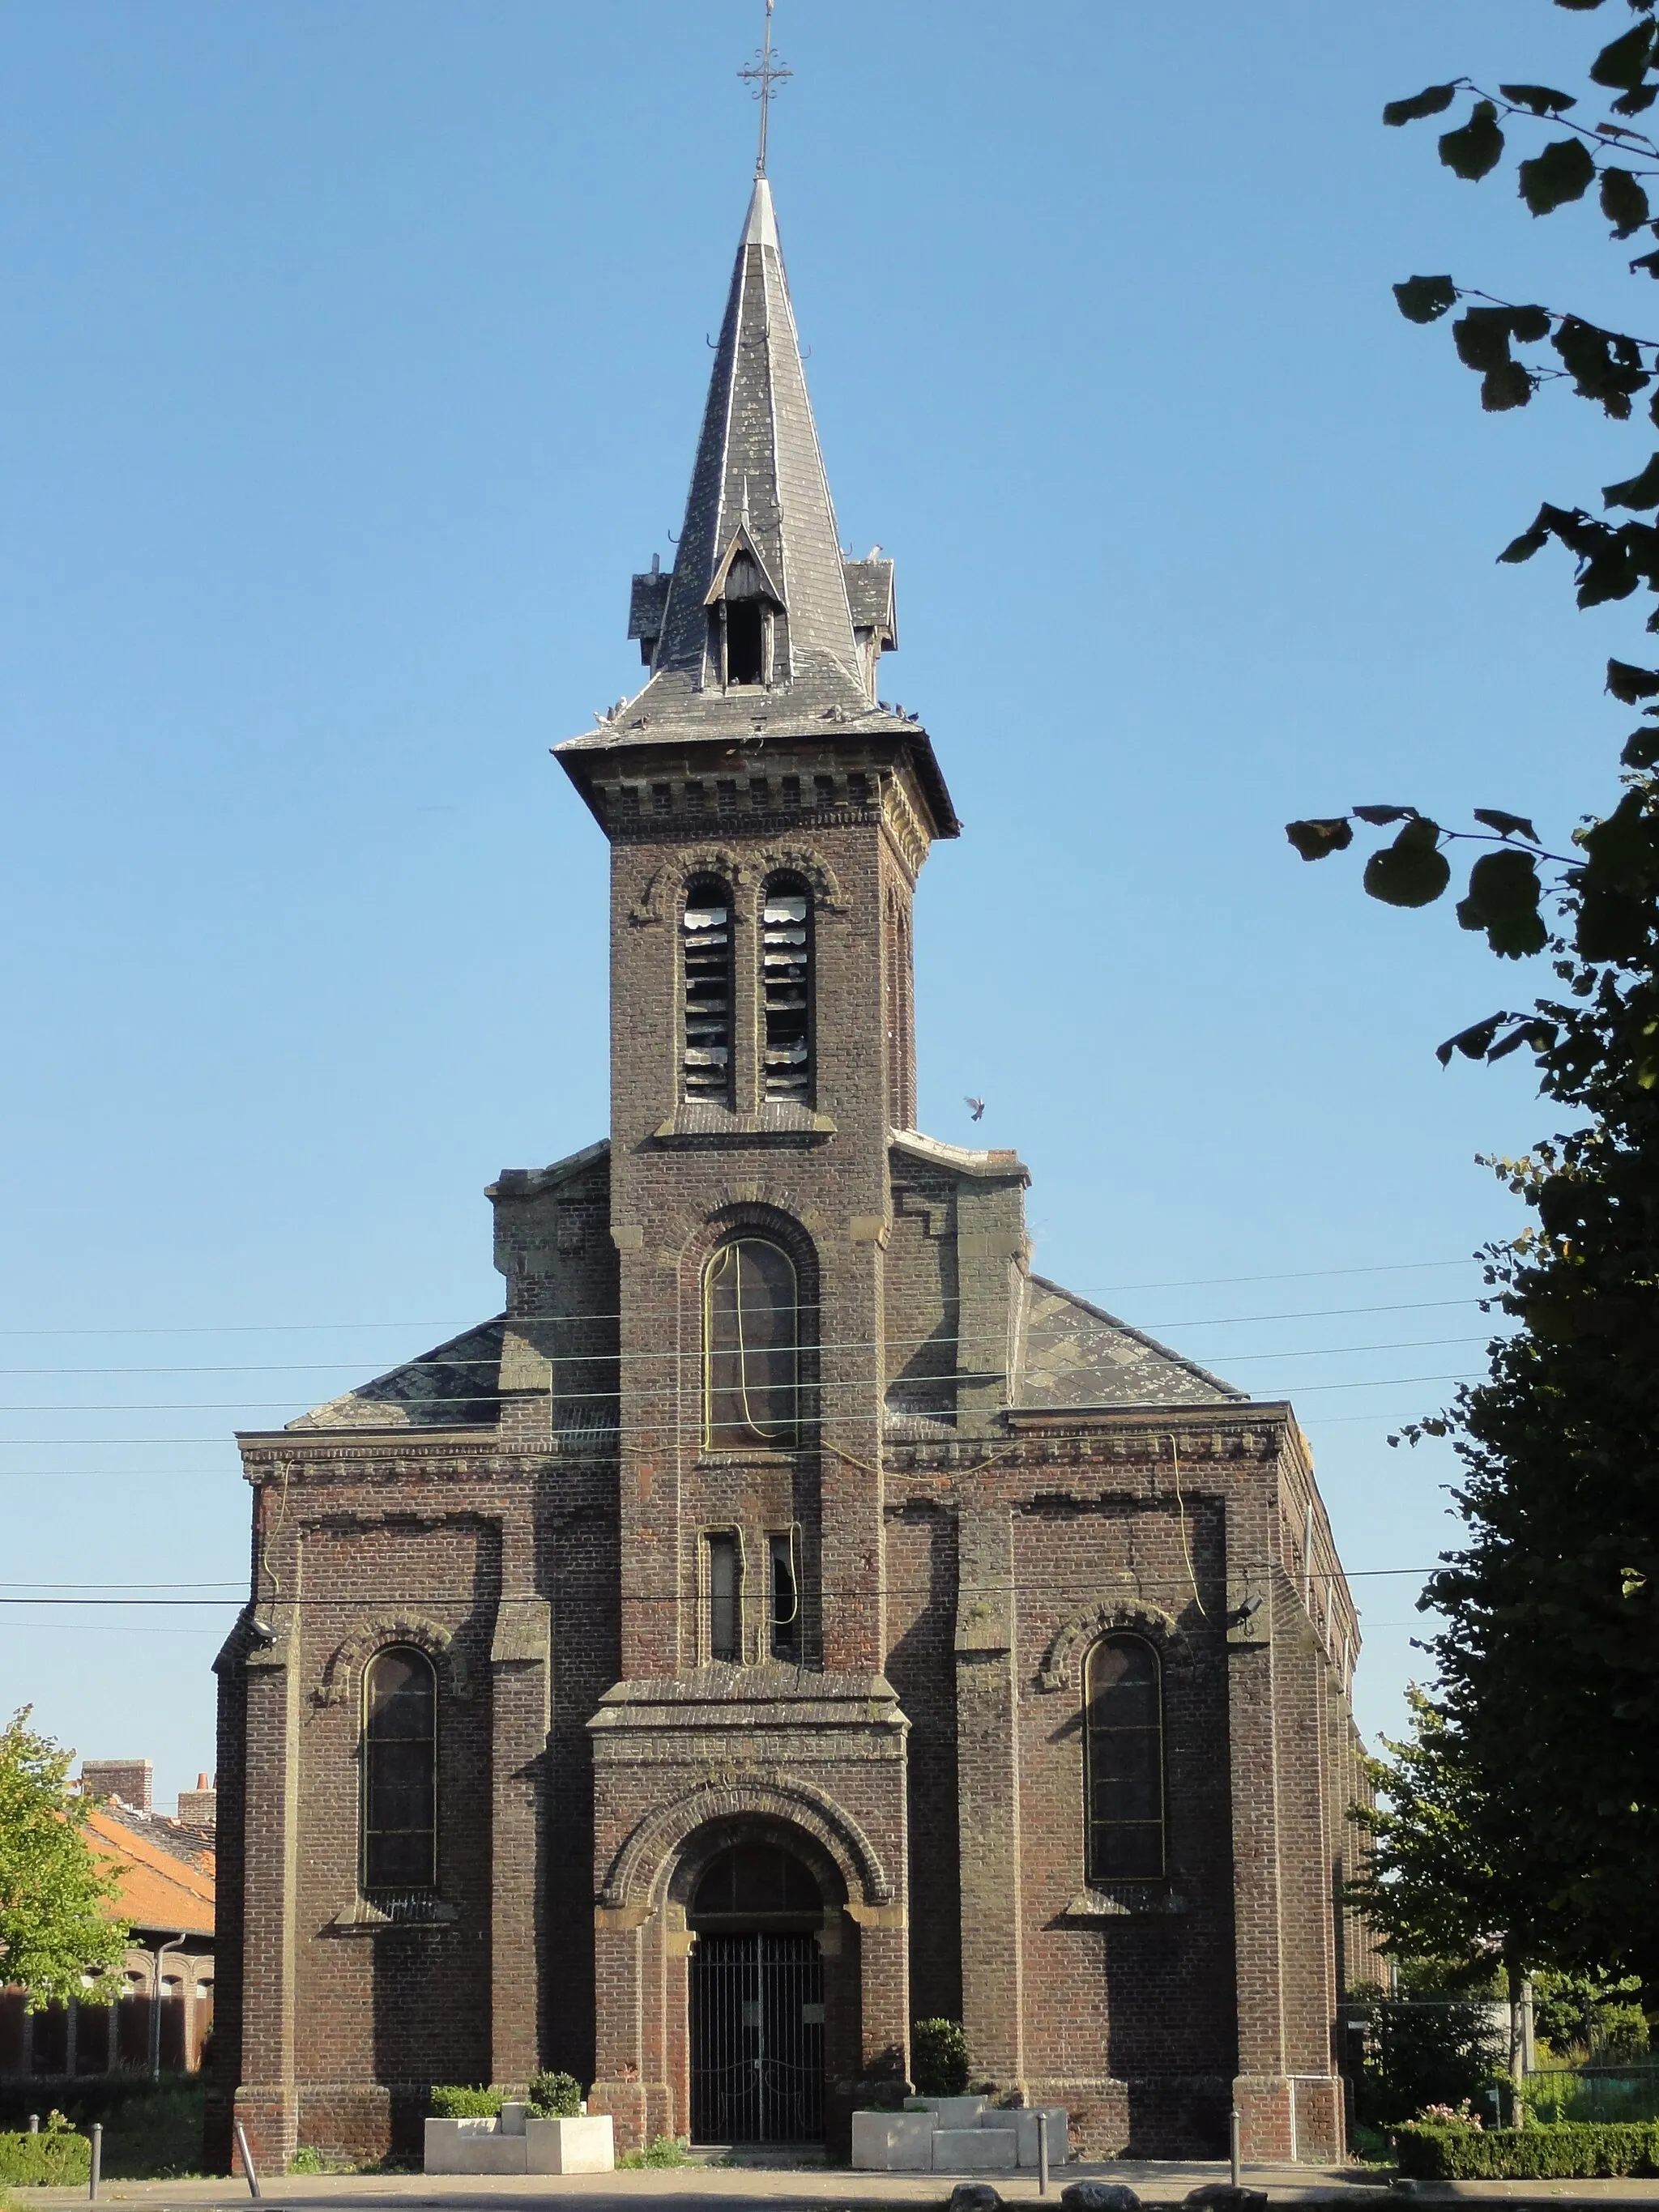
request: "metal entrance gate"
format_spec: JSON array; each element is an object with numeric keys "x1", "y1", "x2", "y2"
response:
[{"x1": 689, "y1": 1931, "x2": 825, "y2": 2143}]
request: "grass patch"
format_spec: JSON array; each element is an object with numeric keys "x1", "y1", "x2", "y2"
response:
[{"x1": 617, "y1": 2135, "x2": 690, "y2": 2168}]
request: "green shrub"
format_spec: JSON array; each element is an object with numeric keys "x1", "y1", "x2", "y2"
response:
[
  {"x1": 429, "y1": 2086, "x2": 503, "y2": 2120},
  {"x1": 1351, "y1": 1992, "x2": 1507, "y2": 2129},
  {"x1": 617, "y1": 2135, "x2": 688, "y2": 2168},
  {"x1": 912, "y1": 2018, "x2": 970, "y2": 2098},
  {"x1": 1394, "y1": 2121, "x2": 1659, "y2": 2179},
  {"x1": 0, "y1": 2120, "x2": 92, "y2": 2187},
  {"x1": 526, "y1": 2072, "x2": 582, "y2": 2119},
  {"x1": 100, "y1": 2082, "x2": 207, "y2": 2179}
]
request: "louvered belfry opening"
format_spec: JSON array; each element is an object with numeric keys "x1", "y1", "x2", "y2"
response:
[
  {"x1": 761, "y1": 879, "x2": 812, "y2": 1102},
  {"x1": 682, "y1": 879, "x2": 734, "y2": 1104}
]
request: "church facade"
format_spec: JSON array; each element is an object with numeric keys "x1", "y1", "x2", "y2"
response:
[{"x1": 211, "y1": 173, "x2": 1369, "y2": 2173}]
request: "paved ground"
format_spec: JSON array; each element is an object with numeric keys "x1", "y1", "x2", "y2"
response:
[
  {"x1": 19, "y1": 2166, "x2": 1659, "y2": 2211},
  {"x1": 21, "y1": 2167, "x2": 1659, "y2": 2210}
]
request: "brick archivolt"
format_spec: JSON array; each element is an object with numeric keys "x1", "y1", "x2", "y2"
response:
[
  {"x1": 599, "y1": 1775, "x2": 892, "y2": 1913},
  {"x1": 317, "y1": 1613, "x2": 472, "y2": 1707},
  {"x1": 1036, "y1": 1598, "x2": 1180, "y2": 1694},
  {"x1": 628, "y1": 846, "x2": 845, "y2": 928}
]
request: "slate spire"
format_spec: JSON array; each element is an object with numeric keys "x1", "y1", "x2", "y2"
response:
[{"x1": 649, "y1": 176, "x2": 867, "y2": 702}]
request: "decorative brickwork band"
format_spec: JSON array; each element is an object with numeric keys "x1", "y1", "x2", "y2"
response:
[
  {"x1": 1036, "y1": 1598, "x2": 1179, "y2": 1692},
  {"x1": 317, "y1": 1615, "x2": 471, "y2": 1707},
  {"x1": 598, "y1": 1776, "x2": 893, "y2": 1912}
]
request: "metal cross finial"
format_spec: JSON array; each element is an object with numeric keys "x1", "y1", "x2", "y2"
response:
[{"x1": 738, "y1": 0, "x2": 791, "y2": 178}]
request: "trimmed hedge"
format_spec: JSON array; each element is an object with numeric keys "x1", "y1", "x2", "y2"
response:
[
  {"x1": 429, "y1": 2086, "x2": 503, "y2": 2119},
  {"x1": 527, "y1": 2073, "x2": 582, "y2": 2120},
  {"x1": 1395, "y1": 2121, "x2": 1659, "y2": 2179},
  {"x1": 0, "y1": 2128, "x2": 92, "y2": 2186}
]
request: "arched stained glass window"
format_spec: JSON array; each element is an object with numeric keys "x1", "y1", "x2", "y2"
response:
[
  {"x1": 704, "y1": 1237, "x2": 799, "y2": 1449},
  {"x1": 1085, "y1": 1634, "x2": 1164, "y2": 1881},
  {"x1": 761, "y1": 879, "x2": 812, "y2": 1102},
  {"x1": 362, "y1": 1647, "x2": 437, "y2": 1892},
  {"x1": 683, "y1": 880, "x2": 734, "y2": 1105}
]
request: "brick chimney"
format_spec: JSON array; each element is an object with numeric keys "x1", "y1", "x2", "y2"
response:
[
  {"x1": 80, "y1": 1758, "x2": 153, "y2": 1812},
  {"x1": 177, "y1": 1773, "x2": 217, "y2": 1827}
]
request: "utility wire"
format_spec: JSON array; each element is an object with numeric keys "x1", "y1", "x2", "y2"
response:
[{"x1": 0, "y1": 1257, "x2": 1488, "y2": 1341}]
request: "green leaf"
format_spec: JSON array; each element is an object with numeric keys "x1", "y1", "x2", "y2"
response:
[
  {"x1": 1623, "y1": 722, "x2": 1659, "y2": 767},
  {"x1": 1518, "y1": 137, "x2": 1598, "y2": 215},
  {"x1": 1394, "y1": 275, "x2": 1459, "y2": 324},
  {"x1": 1365, "y1": 817, "x2": 1452, "y2": 907},
  {"x1": 1455, "y1": 848, "x2": 1549, "y2": 957},
  {"x1": 1499, "y1": 509, "x2": 1553, "y2": 562},
  {"x1": 1614, "y1": 83, "x2": 1659, "y2": 116},
  {"x1": 1632, "y1": 248, "x2": 1659, "y2": 277},
  {"x1": 1604, "y1": 454, "x2": 1659, "y2": 510},
  {"x1": 1607, "y1": 657, "x2": 1659, "y2": 700},
  {"x1": 1601, "y1": 168, "x2": 1653, "y2": 237},
  {"x1": 1285, "y1": 816, "x2": 1354, "y2": 861},
  {"x1": 1440, "y1": 101, "x2": 1505, "y2": 181},
  {"x1": 1473, "y1": 808, "x2": 1542, "y2": 842},
  {"x1": 1384, "y1": 83, "x2": 1461, "y2": 126},
  {"x1": 1507, "y1": 305, "x2": 1554, "y2": 344},
  {"x1": 1590, "y1": 19, "x2": 1657, "y2": 91},
  {"x1": 1555, "y1": 0, "x2": 1611, "y2": 11},
  {"x1": 1499, "y1": 83, "x2": 1578, "y2": 114},
  {"x1": 1454, "y1": 308, "x2": 1516, "y2": 372},
  {"x1": 1483, "y1": 360, "x2": 1533, "y2": 410},
  {"x1": 1353, "y1": 803, "x2": 1418, "y2": 825},
  {"x1": 1435, "y1": 1014, "x2": 1507, "y2": 1067}
]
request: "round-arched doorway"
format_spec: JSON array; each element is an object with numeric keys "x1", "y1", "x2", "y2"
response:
[{"x1": 687, "y1": 1842, "x2": 825, "y2": 2144}]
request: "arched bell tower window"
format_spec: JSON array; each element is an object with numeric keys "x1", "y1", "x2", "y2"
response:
[
  {"x1": 704, "y1": 1236, "x2": 799, "y2": 1449},
  {"x1": 1084, "y1": 1634, "x2": 1165, "y2": 1881},
  {"x1": 761, "y1": 877, "x2": 812, "y2": 1103},
  {"x1": 361, "y1": 1646, "x2": 437, "y2": 1893},
  {"x1": 682, "y1": 880, "x2": 734, "y2": 1105}
]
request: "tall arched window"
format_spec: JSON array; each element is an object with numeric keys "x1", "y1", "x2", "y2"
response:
[
  {"x1": 683, "y1": 879, "x2": 734, "y2": 1105},
  {"x1": 704, "y1": 1236, "x2": 799, "y2": 1448},
  {"x1": 1085, "y1": 1634, "x2": 1164, "y2": 1881},
  {"x1": 761, "y1": 877, "x2": 812, "y2": 1103},
  {"x1": 362, "y1": 1647, "x2": 437, "y2": 1892}
]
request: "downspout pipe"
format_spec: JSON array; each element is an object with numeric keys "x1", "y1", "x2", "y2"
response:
[{"x1": 149, "y1": 1933, "x2": 190, "y2": 2082}]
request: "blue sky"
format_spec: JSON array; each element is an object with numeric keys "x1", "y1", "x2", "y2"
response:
[{"x1": 0, "y1": 0, "x2": 1639, "y2": 1808}]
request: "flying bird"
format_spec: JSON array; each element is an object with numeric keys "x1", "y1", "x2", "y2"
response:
[{"x1": 965, "y1": 1096, "x2": 986, "y2": 1122}]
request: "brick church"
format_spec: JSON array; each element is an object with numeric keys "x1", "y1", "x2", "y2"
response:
[{"x1": 211, "y1": 164, "x2": 1369, "y2": 2173}]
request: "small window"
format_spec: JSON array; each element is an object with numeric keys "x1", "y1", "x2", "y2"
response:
[
  {"x1": 708, "y1": 1532, "x2": 742, "y2": 1662},
  {"x1": 705, "y1": 1237, "x2": 800, "y2": 1448},
  {"x1": 761, "y1": 880, "x2": 812, "y2": 1102},
  {"x1": 682, "y1": 880, "x2": 734, "y2": 1104},
  {"x1": 1085, "y1": 1634, "x2": 1164, "y2": 1881},
  {"x1": 726, "y1": 601, "x2": 766, "y2": 685},
  {"x1": 769, "y1": 1532, "x2": 800, "y2": 1661},
  {"x1": 362, "y1": 1646, "x2": 437, "y2": 1892}
]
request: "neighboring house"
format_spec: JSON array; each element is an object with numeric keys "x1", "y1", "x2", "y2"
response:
[
  {"x1": 0, "y1": 1761, "x2": 216, "y2": 2082},
  {"x1": 214, "y1": 160, "x2": 1372, "y2": 2173}
]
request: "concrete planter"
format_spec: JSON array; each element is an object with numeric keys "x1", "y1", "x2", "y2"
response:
[
  {"x1": 853, "y1": 2098, "x2": 1068, "y2": 2173},
  {"x1": 526, "y1": 2116, "x2": 614, "y2": 2174}
]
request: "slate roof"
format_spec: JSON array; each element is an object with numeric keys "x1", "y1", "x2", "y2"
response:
[
  {"x1": 1016, "y1": 1274, "x2": 1243, "y2": 1409},
  {"x1": 554, "y1": 178, "x2": 958, "y2": 839},
  {"x1": 285, "y1": 1317, "x2": 505, "y2": 1432}
]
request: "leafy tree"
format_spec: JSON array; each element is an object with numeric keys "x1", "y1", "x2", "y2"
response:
[
  {"x1": 1288, "y1": 0, "x2": 1659, "y2": 1988},
  {"x1": 1531, "y1": 1967, "x2": 1650, "y2": 2061},
  {"x1": 0, "y1": 1707, "x2": 128, "y2": 2007}
]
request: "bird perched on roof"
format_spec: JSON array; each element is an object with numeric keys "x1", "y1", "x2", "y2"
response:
[{"x1": 965, "y1": 1096, "x2": 986, "y2": 1122}]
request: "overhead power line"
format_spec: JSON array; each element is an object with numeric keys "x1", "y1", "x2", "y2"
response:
[{"x1": 0, "y1": 1256, "x2": 1489, "y2": 1341}]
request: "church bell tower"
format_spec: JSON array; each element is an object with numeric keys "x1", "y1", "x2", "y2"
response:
[{"x1": 553, "y1": 171, "x2": 957, "y2": 2146}]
